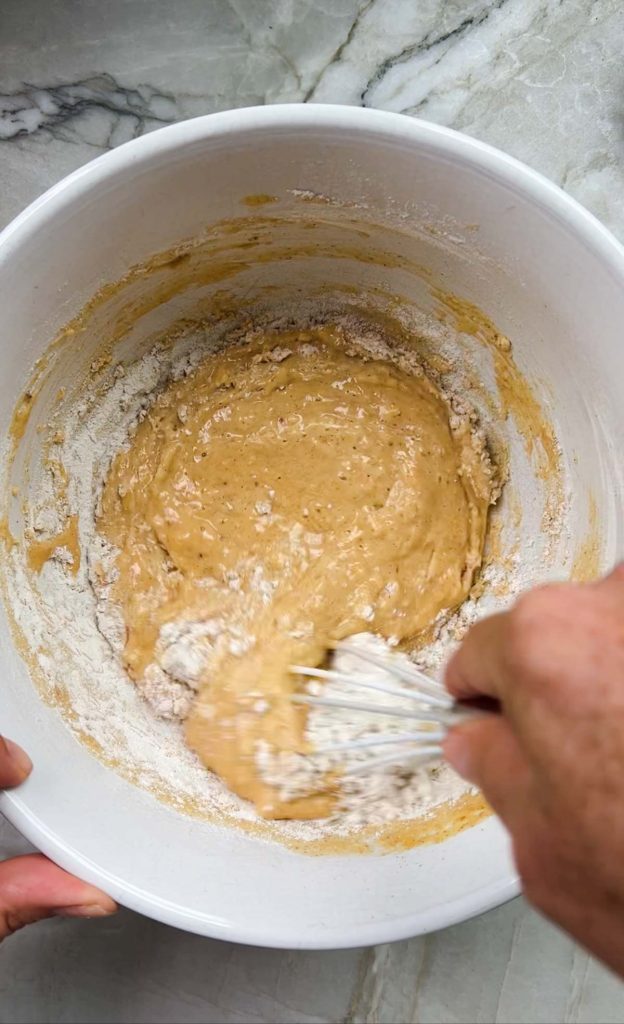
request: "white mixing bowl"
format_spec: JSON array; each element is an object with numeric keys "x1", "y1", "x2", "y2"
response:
[{"x1": 1, "y1": 105, "x2": 623, "y2": 948}]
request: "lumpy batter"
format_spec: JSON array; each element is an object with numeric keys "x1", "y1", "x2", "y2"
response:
[{"x1": 98, "y1": 325, "x2": 497, "y2": 818}]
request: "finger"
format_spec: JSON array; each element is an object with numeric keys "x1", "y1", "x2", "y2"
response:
[
  {"x1": 443, "y1": 715, "x2": 532, "y2": 828},
  {"x1": 444, "y1": 612, "x2": 510, "y2": 702},
  {"x1": 593, "y1": 562, "x2": 624, "y2": 595},
  {"x1": 602, "y1": 562, "x2": 624, "y2": 585},
  {"x1": 0, "y1": 736, "x2": 32, "y2": 788},
  {"x1": 0, "y1": 854, "x2": 117, "y2": 941}
]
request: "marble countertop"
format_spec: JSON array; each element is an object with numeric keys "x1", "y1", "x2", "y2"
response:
[{"x1": 1, "y1": 2, "x2": 624, "y2": 1022}]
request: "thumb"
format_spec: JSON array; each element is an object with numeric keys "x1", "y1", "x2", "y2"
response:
[
  {"x1": 0, "y1": 736, "x2": 33, "y2": 788},
  {"x1": 0, "y1": 854, "x2": 117, "y2": 941},
  {"x1": 444, "y1": 715, "x2": 532, "y2": 829}
]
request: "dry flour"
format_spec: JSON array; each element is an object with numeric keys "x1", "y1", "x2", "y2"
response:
[{"x1": 5, "y1": 310, "x2": 544, "y2": 841}]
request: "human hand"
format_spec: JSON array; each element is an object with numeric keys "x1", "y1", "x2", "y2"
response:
[
  {"x1": 443, "y1": 565, "x2": 624, "y2": 975},
  {"x1": 0, "y1": 735, "x2": 117, "y2": 940}
]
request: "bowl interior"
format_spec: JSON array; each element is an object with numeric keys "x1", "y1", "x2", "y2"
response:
[{"x1": 1, "y1": 108, "x2": 623, "y2": 946}]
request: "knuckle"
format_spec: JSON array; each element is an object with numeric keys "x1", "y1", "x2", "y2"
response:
[
  {"x1": 513, "y1": 835, "x2": 554, "y2": 910},
  {"x1": 607, "y1": 562, "x2": 624, "y2": 584},
  {"x1": 519, "y1": 866, "x2": 549, "y2": 910},
  {"x1": 1, "y1": 911, "x2": 24, "y2": 941},
  {"x1": 505, "y1": 599, "x2": 547, "y2": 677},
  {"x1": 505, "y1": 585, "x2": 576, "y2": 683},
  {"x1": 514, "y1": 584, "x2": 569, "y2": 624}
]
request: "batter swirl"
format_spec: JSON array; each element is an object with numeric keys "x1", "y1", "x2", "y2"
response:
[{"x1": 98, "y1": 325, "x2": 498, "y2": 818}]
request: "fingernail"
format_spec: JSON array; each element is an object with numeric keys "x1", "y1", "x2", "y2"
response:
[
  {"x1": 443, "y1": 730, "x2": 473, "y2": 779},
  {"x1": 55, "y1": 903, "x2": 117, "y2": 919},
  {"x1": 3, "y1": 738, "x2": 33, "y2": 778}
]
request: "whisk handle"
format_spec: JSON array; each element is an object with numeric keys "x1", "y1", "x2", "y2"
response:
[{"x1": 448, "y1": 696, "x2": 500, "y2": 726}]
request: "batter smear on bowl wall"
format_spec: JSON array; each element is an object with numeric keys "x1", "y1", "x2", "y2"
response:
[{"x1": 0, "y1": 201, "x2": 569, "y2": 851}]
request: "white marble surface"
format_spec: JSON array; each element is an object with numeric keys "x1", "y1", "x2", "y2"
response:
[{"x1": 2, "y1": 1, "x2": 624, "y2": 1021}]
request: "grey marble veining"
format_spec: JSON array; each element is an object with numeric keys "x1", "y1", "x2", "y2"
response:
[
  {"x1": 1, "y1": 0, "x2": 624, "y2": 233},
  {"x1": 0, "y1": 74, "x2": 178, "y2": 143},
  {"x1": 2, "y1": 1, "x2": 624, "y2": 1022}
]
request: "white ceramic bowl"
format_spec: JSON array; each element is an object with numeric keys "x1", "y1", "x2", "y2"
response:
[{"x1": 1, "y1": 105, "x2": 623, "y2": 948}]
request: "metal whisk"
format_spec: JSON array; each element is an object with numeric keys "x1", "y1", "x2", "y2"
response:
[{"x1": 291, "y1": 639, "x2": 480, "y2": 776}]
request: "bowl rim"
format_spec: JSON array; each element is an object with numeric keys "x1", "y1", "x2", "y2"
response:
[
  {"x1": 2, "y1": 103, "x2": 623, "y2": 947},
  {"x1": 2, "y1": 102, "x2": 624, "y2": 280},
  {"x1": 1, "y1": 792, "x2": 519, "y2": 948}
]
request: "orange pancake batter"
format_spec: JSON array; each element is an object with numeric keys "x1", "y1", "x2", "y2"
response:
[{"x1": 97, "y1": 325, "x2": 497, "y2": 818}]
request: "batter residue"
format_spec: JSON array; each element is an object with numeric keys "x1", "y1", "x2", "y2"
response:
[{"x1": 97, "y1": 325, "x2": 498, "y2": 819}]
